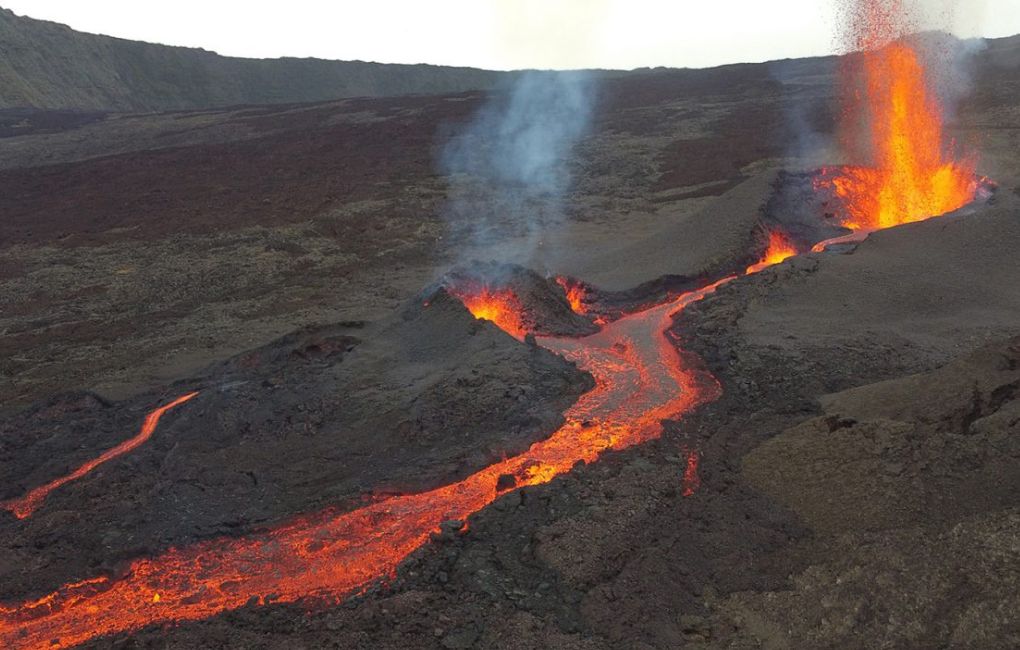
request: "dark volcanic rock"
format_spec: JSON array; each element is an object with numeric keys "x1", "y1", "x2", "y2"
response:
[
  {"x1": 744, "y1": 336, "x2": 1020, "y2": 535},
  {"x1": 716, "y1": 337, "x2": 1020, "y2": 648},
  {"x1": 0, "y1": 291, "x2": 592, "y2": 601}
]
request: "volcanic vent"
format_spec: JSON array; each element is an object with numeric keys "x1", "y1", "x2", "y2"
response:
[
  {"x1": 800, "y1": 3, "x2": 998, "y2": 246},
  {"x1": 435, "y1": 261, "x2": 600, "y2": 340}
]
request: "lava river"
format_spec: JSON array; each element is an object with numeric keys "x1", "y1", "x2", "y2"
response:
[{"x1": 0, "y1": 267, "x2": 751, "y2": 649}]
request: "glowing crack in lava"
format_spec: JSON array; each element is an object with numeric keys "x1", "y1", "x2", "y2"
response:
[
  {"x1": 681, "y1": 447, "x2": 701, "y2": 497},
  {"x1": 817, "y1": 1, "x2": 979, "y2": 231},
  {"x1": 1, "y1": 392, "x2": 199, "y2": 520},
  {"x1": 0, "y1": 263, "x2": 788, "y2": 648},
  {"x1": 446, "y1": 285, "x2": 528, "y2": 340},
  {"x1": 556, "y1": 276, "x2": 589, "y2": 314},
  {"x1": 745, "y1": 230, "x2": 798, "y2": 274}
]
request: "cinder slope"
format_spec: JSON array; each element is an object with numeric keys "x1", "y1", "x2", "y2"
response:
[
  {"x1": 549, "y1": 171, "x2": 775, "y2": 291},
  {"x1": 725, "y1": 337, "x2": 1020, "y2": 649},
  {"x1": 745, "y1": 336, "x2": 1020, "y2": 535}
]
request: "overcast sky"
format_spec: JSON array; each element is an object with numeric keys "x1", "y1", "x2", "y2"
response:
[{"x1": 5, "y1": 1, "x2": 1019, "y2": 70}]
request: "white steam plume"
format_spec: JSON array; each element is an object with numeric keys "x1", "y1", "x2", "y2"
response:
[{"x1": 439, "y1": 71, "x2": 597, "y2": 266}]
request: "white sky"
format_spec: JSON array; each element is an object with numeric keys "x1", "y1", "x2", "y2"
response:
[{"x1": 4, "y1": 0, "x2": 1019, "y2": 70}]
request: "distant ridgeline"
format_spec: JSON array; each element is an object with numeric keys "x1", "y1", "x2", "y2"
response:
[
  {"x1": 2, "y1": 6, "x2": 1018, "y2": 115},
  {"x1": 0, "y1": 7, "x2": 506, "y2": 112}
]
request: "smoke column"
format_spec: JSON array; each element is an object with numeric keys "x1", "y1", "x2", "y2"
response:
[{"x1": 439, "y1": 71, "x2": 596, "y2": 265}]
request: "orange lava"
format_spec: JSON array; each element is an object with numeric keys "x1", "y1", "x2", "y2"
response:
[
  {"x1": 745, "y1": 230, "x2": 798, "y2": 274},
  {"x1": 810, "y1": 229, "x2": 872, "y2": 253},
  {"x1": 2, "y1": 392, "x2": 199, "y2": 520},
  {"x1": 556, "y1": 277, "x2": 588, "y2": 314},
  {"x1": 820, "y1": 1, "x2": 978, "y2": 231},
  {"x1": 0, "y1": 272, "x2": 745, "y2": 649},
  {"x1": 681, "y1": 447, "x2": 701, "y2": 497},
  {"x1": 447, "y1": 285, "x2": 528, "y2": 339}
]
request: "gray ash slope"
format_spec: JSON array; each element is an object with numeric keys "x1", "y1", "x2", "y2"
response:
[{"x1": 0, "y1": 289, "x2": 591, "y2": 602}]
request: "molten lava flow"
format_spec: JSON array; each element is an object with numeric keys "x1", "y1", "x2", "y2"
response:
[
  {"x1": 0, "y1": 273, "x2": 746, "y2": 649},
  {"x1": 556, "y1": 276, "x2": 588, "y2": 314},
  {"x1": 447, "y1": 285, "x2": 528, "y2": 340},
  {"x1": 1, "y1": 392, "x2": 199, "y2": 520},
  {"x1": 745, "y1": 230, "x2": 798, "y2": 274},
  {"x1": 819, "y1": 2, "x2": 978, "y2": 231},
  {"x1": 0, "y1": 246, "x2": 802, "y2": 650}
]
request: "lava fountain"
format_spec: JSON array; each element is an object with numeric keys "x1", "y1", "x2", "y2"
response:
[
  {"x1": 556, "y1": 276, "x2": 589, "y2": 314},
  {"x1": 817, "y1": 0, "x2": 981, "y2": 231}
]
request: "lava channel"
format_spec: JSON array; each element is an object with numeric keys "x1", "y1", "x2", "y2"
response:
[
  {"x1": 0, "y1": 256, "x2": 793, "y2": 649},
  {"x1": 2, "y1": 392, "x2": 199, "y2": 520}
]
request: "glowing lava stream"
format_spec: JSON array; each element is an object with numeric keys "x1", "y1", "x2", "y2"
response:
[
  {"x1": 0, "y1": 265, "x2": 765, "y2": 649},
  {"x1": 2, "y1": 392, "x2": 200, "y2": 520}
]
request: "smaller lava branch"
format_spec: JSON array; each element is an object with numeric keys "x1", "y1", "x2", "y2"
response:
[
  {"x1": 2, "y1": 392, "x2": 199, "y2": 520},
  {"x1": 680, "y1": 447, "x2": 701, "y2": 497}
]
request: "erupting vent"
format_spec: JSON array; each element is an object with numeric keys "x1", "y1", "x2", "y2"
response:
[
  {"x1": 817, "y1": 2, "x2": 985, "y2": 231},
  {"x1": 556, "y1": 276, "x2": 589, "y2": 314},
  {"x1": 447, "y1": 285, "x2": 528, "y2": 340},
  {"x1": 746, "y1": 230, "x2": 798, "y2": 274}
]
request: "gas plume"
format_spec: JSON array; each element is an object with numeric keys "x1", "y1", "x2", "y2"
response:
[{"x1": 440, "y1": 71, "x2": 596, "y2": 265}]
